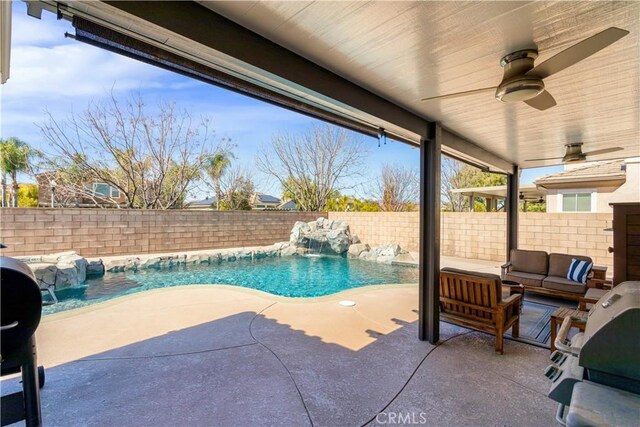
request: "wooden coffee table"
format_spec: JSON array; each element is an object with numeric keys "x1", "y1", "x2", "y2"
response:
[{"x1": 550, "y1": 307, "x2": 588, "y2": 352}]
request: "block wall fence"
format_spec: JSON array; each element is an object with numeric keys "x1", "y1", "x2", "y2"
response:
[
  {"x1": 328, "y1": 212, "x2": 614, "y2": 270},
  {"x1": 0, "y1": 209, "x2": 613, "y2": 270},
  {"x1": 0, "y1": 208, "x2": 322, "y2": 257}
]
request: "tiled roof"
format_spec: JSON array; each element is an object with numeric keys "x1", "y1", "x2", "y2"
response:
[
  {"x1": 255, "y1": 193, "x2": 281, "y2": 203},
  {"x1": 535, "y1": 160, "x2": 625, "y2": 184},
  {"x1": 188, "y1": 197, "x2": 216, "y2": 206},
  {"x1": 278, "y1": 200, "x2": 297, "y2": 210}
]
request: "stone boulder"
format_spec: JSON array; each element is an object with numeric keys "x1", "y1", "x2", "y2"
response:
[
  {"x1": 280, "y1": 243, "x2": 298, "y2": 257},
  {"x1": 327, "y1": 229, "x2": 350, "y2": 254},
  {"x1": 30, "y1": 263, "x2": 58, "y2": 288},
  {"x1": 348, "y1": 243, "x2": 369, "y2": 258},
  {"x1": 290, "y1": 217, "x2": 352, "y2": 255},
  {"x1": 377, "y1": 244, "x2": 402, "y2": 258},
  {"x1": 186, "y1": 254, "x2": 211, "y2": 264},
  {"x1": 86, "y1": 260, "x2": 105, "y2": 277},
  {"x1": 358, "y1": 249, "x2": 376, "y2": 262},
  {"x1": 104, "y1": 259, "x2": 126, "y2": 273},
  {"x1": 27, "y1": 253, "x2": 103, "y2": 289},
  {"x1": 56, "y1": 253, "x2": 87, "y2": 285},
  {"x1": 358, "y1": 244, "x2": 406, "y2": 264},
  {"x1": 55, "y1": 261, "x2": 79, "y2": 288},
  {"x1": 290, "y1": 221, "x2": 311, "y2": 244},
  {"x1": 139, "y1": 257, "x2": 162, "y2": 269}
]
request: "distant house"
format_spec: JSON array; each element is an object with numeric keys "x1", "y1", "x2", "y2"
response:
[
  {"x1": 186, "y1": 193, "x2": 283, "y2": 210},
  {"x1": 278, "y1": 200, "x2": 298, "y2": 211},
  {"x1": 185, "y1": 197, "x2": 217, "y2": 210},
  {"x1": 535, "y1": 158, "x2": 639, "y2": 213},
  {"x1": 451, "y1": 184, "x2": 545, "y2": 212},
  {"x1": 251, "y1": 193, "x2": 281, "y2": 210},
  {"x1": 36, "y1": 172, "x2": 128, "y2": 208},
  {"x1": 451, "y1": 158, "x2": 640, "y2": 214}
]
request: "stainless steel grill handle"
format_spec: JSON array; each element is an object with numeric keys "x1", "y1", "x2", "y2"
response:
[
  {"x1": 555, "y1": 403, "x2": 567, "y2": 426},
  {"x1": 554, "y1": 317, "x2": 580, "y2": 357},
  {"x1": 0, "y1": 321, "x2": 18, "y2": 331}
]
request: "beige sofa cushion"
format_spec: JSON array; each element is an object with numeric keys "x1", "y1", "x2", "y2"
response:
[
  {"x1": 510, "y1": 249, "x2": 548, "y2": 275},
  {"x1": 542, "y1": 276, "x2": 587, "y2": 294},
  {"x1": 548, "y1": 253, "x2": 592, "y2": 278},
  {"x1": 503, "y1": 271, "x2": 545, "y2": 288}
]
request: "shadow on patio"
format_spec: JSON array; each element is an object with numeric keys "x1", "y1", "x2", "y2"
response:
[{"x1": 2, "y1": 285, "x2": 557, "y2": 426}]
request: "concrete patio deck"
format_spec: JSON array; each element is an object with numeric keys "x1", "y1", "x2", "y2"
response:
[{"x1": 3, "y1": 281, "x2": 557, "y2": 426}]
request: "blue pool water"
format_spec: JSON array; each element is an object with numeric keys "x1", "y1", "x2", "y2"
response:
[{"x1": 44, "y1": 255, "x2": 418, "y2": 314}]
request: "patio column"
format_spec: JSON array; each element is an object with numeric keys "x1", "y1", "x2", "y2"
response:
[
  {"x1": 506, "y1": 166, "x2": 519, "y2": 261},
  {"x1": 419, "y1": 122, "x2": 441, "y2": 344}
]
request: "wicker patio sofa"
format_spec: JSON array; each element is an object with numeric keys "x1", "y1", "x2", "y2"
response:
[
  {"x1": 501, "y1": 249, "x2": 607, "y2": 301},
  {"x1": 440, "y1": 267, "x2": 521, "y2": 354}
]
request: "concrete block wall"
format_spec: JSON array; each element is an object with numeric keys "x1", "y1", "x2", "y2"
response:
[
  {"x1": 441, "y1": 212, "x2": 506, "y2": 262},
  {"x1": 327, "y1": 212, "x2": 420, "y2": 251},
  {"x1": 1, "y1": 209, "x2": 613, "y2": 270},
  {"x1": 0, "y1": 208, "x2": 323, "y2": 257},
  {"x1": 328, "y1": 211, "x2": 614, "y2": 270},
  {"x1": 518, "y1": 213, "x2": 613, "y2": 269}
]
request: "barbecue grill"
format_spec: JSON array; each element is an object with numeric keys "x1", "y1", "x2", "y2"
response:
[
  {"x1": 545, "y1": 281, "x2": 640, "y2": 426},
  {"x1": 1, "y1": 256, "x2": 53, "y2": 427}
]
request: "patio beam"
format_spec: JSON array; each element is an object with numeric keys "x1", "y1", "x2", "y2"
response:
[
  {"x1": 419, "y1": 122, "x2": 441, "y2": 344},
  {"x1": 94, "y1": 0, "x2": 515, "y2": 173},
  {"x1": 101, "y1": 0, "x2": 430, "y2": 140},
  {"x1": 506, "y1": 167, "x2": 519, "y2": 260},
  {"x1": 440, "y1": 129, "x2": 513, "y2": 174}
]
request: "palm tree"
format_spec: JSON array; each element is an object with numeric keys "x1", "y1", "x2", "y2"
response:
[
  {"x1": 205, "y1": 149, "x2": 234, "y2": 210},
  {"x1": 0, "y1": 137, "x2": 37, "y2": 207}
]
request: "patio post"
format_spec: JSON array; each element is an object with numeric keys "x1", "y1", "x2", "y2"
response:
[
  {"x1": 506, "y1": 166, "x2": 519, "y2": 260},
  {"x1": 419, "y1": 122, "x2": 441, "y2": 343}
]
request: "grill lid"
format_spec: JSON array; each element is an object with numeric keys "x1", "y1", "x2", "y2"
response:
[{"x1": 580, "y1": 281, "x2": 640, "y2": 385}]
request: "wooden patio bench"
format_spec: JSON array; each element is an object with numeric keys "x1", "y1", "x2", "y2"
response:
[{"x1": 440, "y1": 267, "x2": 521, "y2": 354}]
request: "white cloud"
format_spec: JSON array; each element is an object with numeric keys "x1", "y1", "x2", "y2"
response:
[
  {"x1": 1, "y1": 4, "x2": 190, "y2": 146},
  {"x1": 4, "y1": 43, "x2": 168, "y2": 99}
]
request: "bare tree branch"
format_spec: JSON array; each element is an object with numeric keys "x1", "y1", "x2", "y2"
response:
[
  {"x1": 256, "y1": 124, "x2": 368, "y2": 211},
  {"x1": 38, "y1": 93, "x2": 220, "y2": 209},
  {"x1": 371, "y1": 163, "x2": 419, "y2": 211}
]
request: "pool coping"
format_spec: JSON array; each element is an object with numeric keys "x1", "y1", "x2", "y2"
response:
[{"x1": 42, "y1": 282, "x2": 419, "y2": 322}]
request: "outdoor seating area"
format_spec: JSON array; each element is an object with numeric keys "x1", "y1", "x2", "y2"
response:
[{"x1": 501, "y1": 249, "x2": 607, "y2": 301}]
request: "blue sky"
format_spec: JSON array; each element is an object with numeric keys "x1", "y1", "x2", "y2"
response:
[{"x1": 1, "y1": 2, "x2": 560, "y2": 200}]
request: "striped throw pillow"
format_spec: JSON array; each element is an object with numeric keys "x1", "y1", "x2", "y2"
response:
[{"x1": 567, "y1": 258, "x2": 592, "y2": 284}]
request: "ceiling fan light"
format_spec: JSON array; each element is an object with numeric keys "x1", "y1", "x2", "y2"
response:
[
  {"x1": 495, "y1": 78, "x2": 545, "y2": 103},
  {"x1": 562, "y1": 154, "x2": 587, "y2": 163}
]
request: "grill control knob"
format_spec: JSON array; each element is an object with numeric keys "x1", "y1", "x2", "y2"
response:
[
  {"x1": 544, "y1": 365, "x2": 562, "y2": 382},
  {"x1": 550, "y1": 350, "x2": 567, "y2": 365}
]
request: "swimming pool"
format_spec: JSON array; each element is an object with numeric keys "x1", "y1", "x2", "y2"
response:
[{"x1": 44, "y1": 255, "x2": 418, "y2": 314}]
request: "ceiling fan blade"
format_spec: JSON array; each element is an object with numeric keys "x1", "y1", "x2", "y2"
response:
[
  {"x1": 527, "y1": 27, "x2": 629, "y2": 79},
  {"x1": 524, "y1": 156, "x2": 564, "y2": 162},
  {"x1": 583, "y1": 147, "x2": 624, "y2": 157},
  {"x1": 524, "y1": 90, "x2": 556, "y2": 110},
  {"x1": 421, "y1": 87, "x2": 496, "y2": 102}
]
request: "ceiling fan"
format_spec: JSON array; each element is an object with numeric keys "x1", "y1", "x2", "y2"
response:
[
  {"x1": 421, "y1": 27, "x2": 629, "y2": 111},
  {"x1": 519, "y1": 192, "x2": 544, "y2": 203},
  {"x1": 525, "y1": 143, "x2": 624, "y2": 164}
]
